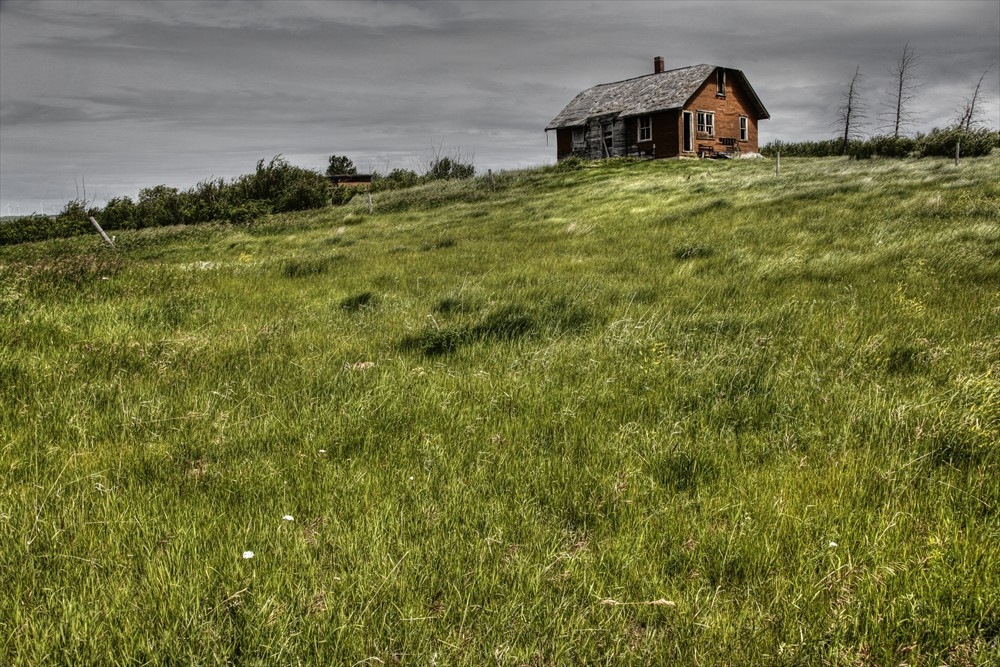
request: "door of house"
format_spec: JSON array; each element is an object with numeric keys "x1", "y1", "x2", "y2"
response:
[
  {"x1": 602, "y1": 123, "x2": 613, "y2": 157},
  {"x1": 683, "y1": 111, "x2": 693, "y2": 153}
]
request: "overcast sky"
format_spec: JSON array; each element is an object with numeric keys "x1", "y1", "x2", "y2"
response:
[{"x1": 1, "y1": 0, "x2": 998, "y2": 215}]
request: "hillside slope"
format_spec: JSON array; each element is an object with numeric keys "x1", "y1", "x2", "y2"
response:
[{"x1": 2, "y1": 156, "x2": 998, "y2": 665}]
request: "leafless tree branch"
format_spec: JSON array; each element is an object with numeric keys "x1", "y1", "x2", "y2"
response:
[
  {"x1": 836, "y1": 66, "x2": 868, "y2": 154},
  {"x1": 879, "y1": 43, "x2": 923, "y2": 138},
  {"x1": 956, "y1": 64, "x2": 994, "y2": 131}
]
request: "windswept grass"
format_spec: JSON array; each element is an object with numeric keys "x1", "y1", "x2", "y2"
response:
[{"x1": 1, "y1": 156, "x2": 998, "y2": 665}]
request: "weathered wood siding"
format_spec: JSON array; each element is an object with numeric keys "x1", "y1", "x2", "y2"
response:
[
  {"x1": 558, "y1": 112, "x2": 683, "y2": 160},
  {"x1": 557, "y1": 116, "x2": 630, "y2": 160}
]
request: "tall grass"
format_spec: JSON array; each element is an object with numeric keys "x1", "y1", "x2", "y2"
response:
[{"x1": 1, "y1": 156, "x2": 998, "y2": 665}]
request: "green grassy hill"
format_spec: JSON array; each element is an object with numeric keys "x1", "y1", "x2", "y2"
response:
[{"x1": 2, "y1": 156, "x2": 998, "y2": 665}]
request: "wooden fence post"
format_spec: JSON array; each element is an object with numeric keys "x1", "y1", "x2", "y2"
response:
[
  {"x1": 488, "y1": 169, "x2": 495, "y2": 190},
  {"x1": 88, "y1": 216, "x2": 115, "y2": 247},
  {"x1": 368, "y1": 191, "x2": 373, "y2": 214},
  {"x1": 776, "y1": 151, "x2": 781, "y2": 176},
  {"x1": 955, "y1": 140, "x2": 960, "y2": 166}
]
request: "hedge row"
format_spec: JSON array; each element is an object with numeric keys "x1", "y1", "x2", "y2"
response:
[
  {"x1": 1, "y1": 156, "x2": 330, "y2": 246},
  {"x1": 761, "y1": 127, "x2": 999, "y2": 159}
]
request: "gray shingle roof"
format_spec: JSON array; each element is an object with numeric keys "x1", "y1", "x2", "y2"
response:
[{"x1": 545, "y1": 64, "x2": 768, "y2": 130}]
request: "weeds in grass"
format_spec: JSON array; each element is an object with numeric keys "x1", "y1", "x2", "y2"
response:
[
  {"x1": 281, "y1": 255, "x2": 339, "y2": 278},
  {"x1": 672, "y1": 244, "x2": 714, "y2": 260},
  {"x1": 400, "y1": 297, "x2": 602, "y2": 356},
  {"x1": 339, "y1": 291, "x2": 380, "y2": 312}
]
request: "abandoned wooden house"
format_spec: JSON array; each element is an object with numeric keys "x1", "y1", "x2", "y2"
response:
[{"x1": 546, "y1": 57, "x2": 769, "y2": 160}]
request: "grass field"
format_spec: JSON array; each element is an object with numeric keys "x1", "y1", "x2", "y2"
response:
[{"x1": 1, "y1": 155, "x2": 998, "y2": 665}]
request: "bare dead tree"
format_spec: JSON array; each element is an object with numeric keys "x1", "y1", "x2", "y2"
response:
[
  {"x1": 956, "y1": 65, "x2": 994, "y2": 131},
  {"x1": 836, "y1": 66, "x2": 868, "y2": 155},
  {"x1": 879, "y1": 43, "x2": 923, "y2": 137}
]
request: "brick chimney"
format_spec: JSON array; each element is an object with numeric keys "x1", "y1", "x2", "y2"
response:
[{"x1": 654, "y1": 56, "x2": 665, "y2": 74}]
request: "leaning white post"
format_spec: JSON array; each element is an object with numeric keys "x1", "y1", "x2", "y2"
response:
[{"x1": 88, "y1": 216, "x2": 115, "y2": 247}]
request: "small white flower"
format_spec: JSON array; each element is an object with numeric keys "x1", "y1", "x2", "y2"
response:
[
  {"x1": 829, "y1": 541, "x2": 838, "y2": 548},
  {"x1": 409, "y1": 476, "x2": 414, "y2": 481},
  {"x1": 242, "y1": 551, "x2": 255, "y2": 559},
  {"x1": 318, "y1": 449, "x2": 327, "y2": 454},
  {"x1": 282, "y1": 515, "x2": 294, "y2": 521}
]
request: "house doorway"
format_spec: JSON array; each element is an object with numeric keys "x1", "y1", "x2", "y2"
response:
[
  {"x1": 683, "y1": 111, "x2": 693, "y2": 153},
  {"x1": 602, "y1": 123, "x2": 613, "y2": 156}
]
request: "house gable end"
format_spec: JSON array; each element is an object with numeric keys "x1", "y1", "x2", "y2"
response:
[
  {"x1": 681, "y1": 68, "x2": 764, "y2": 153},
  {"x1": 678, "y1": 67, "x2": 769, "y2": 120}
]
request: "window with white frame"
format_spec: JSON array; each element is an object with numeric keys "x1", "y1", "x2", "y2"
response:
[
  {"x1": 696, "y1": 111, "x2": 714, "y2": 138},
  {"x1": 638, "y1": 115, "x2": 652, "y2": 142},
  {"x1": 739, "y1": 116, "x2": 748, "y2": 142}
]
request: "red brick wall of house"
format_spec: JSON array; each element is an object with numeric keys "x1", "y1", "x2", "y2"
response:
[{"x1": 680, "y1": 69, "x2": 760, "y2": 154}]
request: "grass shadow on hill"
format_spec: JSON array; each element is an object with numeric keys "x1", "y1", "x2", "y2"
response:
[{"x1": 399, "y1": 296, "x2": 604, "y2": 356}]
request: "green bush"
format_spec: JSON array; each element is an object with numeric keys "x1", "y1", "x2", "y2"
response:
[
  {"x1": 231, "y1": 156, "x2": 331, "y2": 213},
  {"x1": 102, "y1": 196, "x2": 139, "y2": 230},
  {"x1": 914, "y1": 127, "x2": 999, "y2": 158},
  {"x1": 427, "y1": 155, "x2": 475, "y2": 180},
  {"x1": 330, "y1": 186, "x2": 359, "y2": 206},
  {"x1": 275, "y1": 174, "x2": 331, "y2": 213},
  {"x1": 0, "y1": 215, "x2": 59, "y2": 245},
  {"x1": 372, "y1": 168, "x2": 421, "y2": 192},
  {"x1": 764, "y1": 128, "x2": 998, "y2": 160},
  {"x1": 182, "y1": 178, "x2": 229, "y2": 223},
  {"x1": 137, "y1": 185, "x2": 185, "y2": 228},
  {"x1": 225, "y1": 200, "x2": 272, "y2": 224},
  {"x1": 849, "y1": 135, "x2": 916, "y2": 160},
  {"x1": 761, "y1": 138, "x2": 843, "y2": 157}
]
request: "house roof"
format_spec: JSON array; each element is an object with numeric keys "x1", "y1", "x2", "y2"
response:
[{"x1": 545, "y1": 64, "x2": 769, "y2": 130}]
